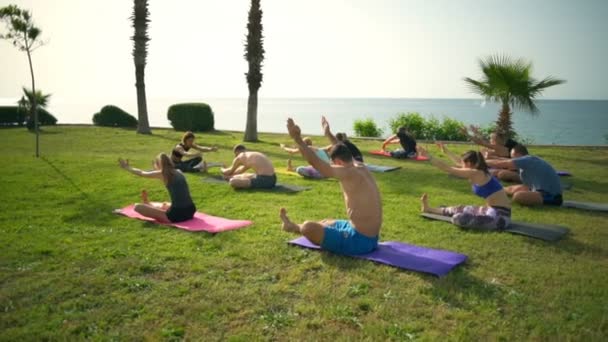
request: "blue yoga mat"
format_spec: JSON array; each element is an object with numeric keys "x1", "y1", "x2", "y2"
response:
[{"x1": 288, "y1": 236, "x2": 467, "y2": 277}]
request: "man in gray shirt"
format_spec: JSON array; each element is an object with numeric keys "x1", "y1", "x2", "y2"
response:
[{"x1": 486, "y1": 144, "x2": 563, "y2": 206}]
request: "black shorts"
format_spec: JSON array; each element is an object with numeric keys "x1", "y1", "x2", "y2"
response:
[
  {"x1": 166, "y1": 204, "x2": 196, "y2": 222},
  {"x1": 250, "y1": 174, "x2": 277, "y2": 189},
  {"x1": 538, "y1": 190, "x2": 563, "y2": 206}
]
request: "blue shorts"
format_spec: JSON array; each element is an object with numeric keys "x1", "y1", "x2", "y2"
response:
[
  {"x1": 390, "y1": 149, "x2": 417, "y2": 159},
  {"x1": 321, "y1": 220, "x2": 378, "y2": 255}
]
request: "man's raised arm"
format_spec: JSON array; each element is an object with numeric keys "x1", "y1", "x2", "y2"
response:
[{"x1": 287, "y1": 118, "x2": 334, "y2": 177}]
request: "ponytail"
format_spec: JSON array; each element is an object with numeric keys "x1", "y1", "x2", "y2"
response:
[
  {"x1": 157, "y1": 153, "x2": 176, "y2": 185},
  {"x1": 462, "y1": 150, "x2": 489, "y2": 174}
]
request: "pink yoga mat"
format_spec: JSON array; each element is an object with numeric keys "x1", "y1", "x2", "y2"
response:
[
  {"x1": 370, "y1": 150, "x2": 429, "y2": 161},
  {"x1": 115, "y1": 204, "x2": 252, "y2": 233}
]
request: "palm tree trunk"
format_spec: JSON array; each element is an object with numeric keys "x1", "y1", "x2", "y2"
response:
[
  {"x1": 25, "y1": 39, "x2": 39, "y2": 157},
  {"x1": 135, "y1": 64, "x2": 151, "y2": 134},
  {"x1": 496, "y1": 102, "x2": 513, "y2": 138},
  {"x1": 244, "y1": 91, "x2": 258, "y2": 142}
]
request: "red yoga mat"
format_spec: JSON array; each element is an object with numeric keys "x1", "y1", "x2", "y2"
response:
[
  {"x1": 369, "y1": 150, "x2": 429, "y2": 161},
  {"x1": 115, "y1": 204, "x2": 252, "y2": 233}
]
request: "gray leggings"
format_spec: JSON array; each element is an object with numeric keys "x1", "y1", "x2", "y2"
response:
[{"x1": 442, "y1": 205, "x2": 511, "y2": 231}]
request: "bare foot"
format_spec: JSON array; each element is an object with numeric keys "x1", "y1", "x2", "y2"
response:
[
  {"x1": 287, "y1": 159, "x2": 295, "y2": 172},
  {"x1": 280, "y1": 208, "x2": 300, "y2": 233},
  {"x1": 141, "y1": 190, "x2": 150, "y2": 204},
  {"x1": 420, "y1": 193, "x2": 429, "y2": 213}
]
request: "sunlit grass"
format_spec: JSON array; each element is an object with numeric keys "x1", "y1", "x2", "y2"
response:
[{"x1": 0, "y1": 126, "x2": 606, "y2": 340}]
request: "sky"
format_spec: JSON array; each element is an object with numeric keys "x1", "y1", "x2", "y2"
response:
[{"x1": 1, "y1": 0, "x2": 607, "y2": 103}]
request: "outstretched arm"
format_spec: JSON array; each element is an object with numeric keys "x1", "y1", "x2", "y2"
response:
[
  {"x1": 381, "y1": 135, "x2": 399, "y2": 150},
  {"x1": 322, "y1": 116, "x2": 338, "y2": 145},
  {"x1": 118, "y1": 158, "x2": 162, "y2": 178},
  {"x1": 192, "y1": 143, "x2": 218, "y2": 153},
  {"x1": 174, "y1": 145, "x2": 202, "y2": 158},
  {"x1": 486, "y1": 159, "x2": 516, "y2": 170},
  {"x1": 287, "y1": 118, "x2": 334, "y2": 177},
  {"x1": 280, "y1": 144, "x2": 300, "y2": 154},
  {"x1": 417, "y1": 147, "x2": 478, "y2": 178}
]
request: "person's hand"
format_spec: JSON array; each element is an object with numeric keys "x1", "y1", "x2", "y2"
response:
[
  {"x1": 287, "y1": 118, "x2": 303, "y2": 143},
  {"x1": 211, "y1": 146, "x2": 218, "y2": 152},
  {"x1": 321, "y1": 116, "x2": 331, "y2": 135},
  {"x1": 118, "y1": 158, "x2": 130, "y2": 169}
]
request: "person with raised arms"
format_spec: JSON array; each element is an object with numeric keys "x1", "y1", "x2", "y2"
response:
[
  {"x1": 486, "y1": 144, "x2": 563, "y2": 206},
  {"x1": 117, "y1": 153, "x2": 196, "y2": 223},
  {"x1": 280, "y1": 117, "x2": 382, "y2": 255},
  {"x1": 319, "y1": 116, "x2": 364, "y2": 162},
  {"x1": 221, "y1": 145, "x2": 277, "y2": 189},
  {"x1": 418, "y1": 144, "x2": 512, "y2": 230},
  {"x1": 461, "y1": 125, "x2": 519, "y2": 160},
  {"x1": 171, "y1": 131, "x2": 220, "y2": 173}
]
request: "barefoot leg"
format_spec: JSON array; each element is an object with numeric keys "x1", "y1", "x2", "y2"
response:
[{"x1": 420, "y1": 193, "x2": 445, "y2": 215}]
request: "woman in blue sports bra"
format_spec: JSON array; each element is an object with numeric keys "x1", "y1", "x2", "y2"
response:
[{"x1": 418, "y1": 143, "x2": 512, "y2": 231}]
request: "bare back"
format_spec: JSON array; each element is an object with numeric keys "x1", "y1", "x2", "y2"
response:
[
  {"x1": 239, "y1": 151, "x2": 275, "y2": 176},
  {"x1": 333, "y1": 164, "x2": 382, "y2": 237}
]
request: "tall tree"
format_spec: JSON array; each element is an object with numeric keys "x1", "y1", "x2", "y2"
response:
[
  {"x1": 131, "y1": 0, "x2": 151, "y2": 134},
  {"x1": 243, "y1": 0, "x2": 265, "y2": 142},
  {"x1": 464, "y1": 55, "x2": 565, "y2": 138},
  {"x1": 0, "y1": 4, "x2": 45, "y2": 157}
]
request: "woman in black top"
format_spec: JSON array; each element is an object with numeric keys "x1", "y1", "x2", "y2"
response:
[
  {"x1": 382, "y1": 126, "x2": 417, "y2": 159},
  {"x1": 171, "y1": 131, "x2": 219, "y2": 172},
  {"x1": 118, "y1": 153, "x2": 196, "y2": 223}
]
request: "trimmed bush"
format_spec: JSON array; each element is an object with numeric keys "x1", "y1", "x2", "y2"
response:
[
  {"x1": 0, "y1": 106, "x2": 26, "y2": 126},
  {"x1": 92, "y1": 105, "x2": 138, "y2": 128},
  {"x1": 167, "y1": 103, "x2": 214, "y2": 132},
  {"x1": 25, "y1": 108, "x2": 58, "y2": 130},
  {"x1": 388, "y1": 112, "x2": 426, "y2": 139},
  {"x1": 353, "y1": 118, "x2": 383, "y2": 137},
  {"x1": 388, "y1": 112, "x2": 467, "y2": 141}
]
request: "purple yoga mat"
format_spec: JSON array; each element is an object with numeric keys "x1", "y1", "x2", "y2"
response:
[{"x1": 288, "y1": 237, "x2": 467, "y2": 277}]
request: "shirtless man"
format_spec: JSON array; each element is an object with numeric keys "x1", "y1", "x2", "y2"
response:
[
  {"x1": 221, "y1": 145, "x2": 277, "y2": 189},
  {"x1": 280, "y1": 117, "x2": 383, "y2": 255}
]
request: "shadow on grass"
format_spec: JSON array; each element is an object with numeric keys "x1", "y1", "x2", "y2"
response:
[
  {"x1": 41, "y1": 156, "x2": 118, "y2": 226},
  {"x1": 424, "y1": 268, "x2": 507, "y2": 310},
  {"x1": 41, "y1": 156, "x2": 88, "y2": 199}
]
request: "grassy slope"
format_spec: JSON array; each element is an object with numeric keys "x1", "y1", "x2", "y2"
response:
[{"x1": 0, "y1": 126, "x2": 607, "y2": 341}]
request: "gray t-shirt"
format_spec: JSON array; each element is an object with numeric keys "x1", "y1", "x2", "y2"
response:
[
  {"x1": 166, "y1": 171, "x2": 194, "y2": 208},
  {"x1": 513, "y1": 155, "x2": 561, "y2": 195}
]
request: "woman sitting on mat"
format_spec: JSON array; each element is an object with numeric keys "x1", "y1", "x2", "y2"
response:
[
  {"x1": 171, "y1": 131, "x2": 220, "y2": 173},
  {"x1": 418, "y1": 144, "x2": 512, "y2": 231},
  {"x1": 381, "y1": 126, "x2": 417, "y2": 159},
  {"x1": 281, "y1": 137, "x2": 331, "y2": 179},
  {"x1": 118, "y1": 153, "x2": 196, "y2": 223}
]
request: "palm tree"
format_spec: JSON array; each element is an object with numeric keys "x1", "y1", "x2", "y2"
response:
[
  {"x1": 18, "y1": 88, "x2": 50, "y2": 128},
  {"x1": 243, "y1": 0, "x2": 265, "y2": 142},
  {"x1": 131, "y1": 0, "x2": 151, "y2": 134},
  {"x1": 464, "y1": 55, "x2": 565, "y2": 138}
]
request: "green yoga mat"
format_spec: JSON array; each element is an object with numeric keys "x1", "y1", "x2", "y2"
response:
[
  {"x1": 202, "y1": 175, "x2": 311, "y2": 193},
  {"x1": 421, "y1": 213, "x2": 569, "y2": 242}
]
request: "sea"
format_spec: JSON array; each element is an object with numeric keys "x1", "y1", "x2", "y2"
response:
[{"x1": 2, "y1": 97, "x2": 607, "y2": 145}]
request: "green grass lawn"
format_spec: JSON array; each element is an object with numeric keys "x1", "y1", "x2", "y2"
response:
[{"x1": 1, "y1": 126, "x2": 607, "y2": 340}]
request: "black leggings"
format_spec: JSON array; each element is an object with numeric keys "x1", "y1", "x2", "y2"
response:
[{"x1": 174, "y1": 156, "x2": 202, "y2": 173}]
